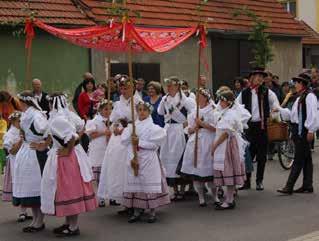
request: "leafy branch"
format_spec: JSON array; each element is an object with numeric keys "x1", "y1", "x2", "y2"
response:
[{"x1": 233, "y1": 6, "x2": 274, "y2": 68}]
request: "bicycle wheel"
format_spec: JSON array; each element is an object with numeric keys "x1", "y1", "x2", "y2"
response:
[{"x1": 278, "y1": 139, "x2": 294, "y2": 170}]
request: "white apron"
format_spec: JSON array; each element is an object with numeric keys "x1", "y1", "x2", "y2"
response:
[
  {"x1": 97, "y1": 94, "x2": 141, "y2": 203},
  {"x1": 122, "y1": 117, "x2": 166, "y2": 193},
  {"x1": 13, "y1": 107, "x2": 48, "y2": 198},
  {"x1": 181, "y1": 105, "x2": 216, "y2": 177}
]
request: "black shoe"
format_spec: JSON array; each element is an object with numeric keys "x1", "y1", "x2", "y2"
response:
[
  {"x1": 147, "y1": 215, "x2": 157, "y2": 223},
  {"x1": 53, "y1": 224, "x2": 69, "y2": 234},
  {"x1": 22, "y1": 224, "x2": 45, "y2": 233},
  {"x1": 128, "y1": 214, "x2": 141, "y2": 223},
  {"x1": 110, "y1": 199, "x2": 120, "y2": 206},
  {"x1": 256, "y1": 183, "x2": 264, "y2": 191},
  {"x1": 55, "y1": 227, "x2": 80, "y2": 237},
  {"x1": 239, "y1": 181, "x2": 251, "y2": 190},
  {"x1": 277, "y1": 187, "x2": 293, "y2": 195},
  {"x1": 215, "y1": 201, "x2": 236, "y2": 210},
  {"x1": 99, "y1": 199, "x2": 106, "y2": 208},
  {"x1": 17, "y1": 213, "x2": 33, "y2": 223},
  {"x1": 293, "y1": 187, "x2": 314, "y2": 194}
]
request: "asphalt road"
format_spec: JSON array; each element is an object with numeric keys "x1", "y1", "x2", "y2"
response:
[{"x1": 1, "y1": 149, "x2": 319, "y2": 241}]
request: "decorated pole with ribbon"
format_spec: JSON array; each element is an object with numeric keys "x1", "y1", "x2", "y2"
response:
[
  {"x1": 107, "y1": 57, "x2": 112, "y2": 127},
  {"x1": 193, "y1": 24, "x2": 207, "y2": 168},
  {"x1": 128, "y1": 40, "x2": 139, "y2": 177},
  {"x1": 24, "y1": 19, "x2": 35, "y2": 90}
]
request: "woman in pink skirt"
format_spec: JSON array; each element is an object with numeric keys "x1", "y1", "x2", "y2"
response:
[
  {"x1": 212, "y1": 90, "x2": 247, "y2": 210},
  {"x1": 121, "y1": 102, "x2": 170, "y2": 223},
  {"x1": 41, "y1": 115, "x2": 97, "y2": 237}
]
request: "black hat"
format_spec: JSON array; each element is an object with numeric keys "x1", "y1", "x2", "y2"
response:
[
  {"x1": 249, "y1": 67, "x2": 267, "y2": 78},
  {"x1": 292, "y1": 73, "x2": 311, "y2": 86}
]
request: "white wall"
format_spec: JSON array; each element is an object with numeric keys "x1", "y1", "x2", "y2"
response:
[{"x1": 298, "y1": 0, "x2": 318, "y2": 31}]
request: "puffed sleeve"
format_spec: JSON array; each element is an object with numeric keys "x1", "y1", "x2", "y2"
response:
[
  {"x1": 157, "y1": 96, "x2": 166, "y2": 116},
  {"x1": 68, "y1": 111, "x2": 85, "y2": 132},
  {"x1": 85, "y1": 119, "x2": 97, "y2": 134},
  {"x1": 305, "y1": 93, "x2": 318, "y2": 133},
  {"x1": 33, "y1": 112, "x2": 48, "y2": 134},
  {"x1": 3, "y1": 131, "x2": 14, "y2": 151},
  {"x1": 268, "y1": 89, "x2": 280, "y2": 111},
  {"x1": 139, "y1": 126, "x2": 166, "y2": 150},
  {"x1": 121, "y1": 124, "x2": 132, "y2": 146}
]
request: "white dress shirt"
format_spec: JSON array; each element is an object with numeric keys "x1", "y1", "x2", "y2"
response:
[
  {"x1": 237, "y1": 88, "x2": 280, "y2": 122},
  {"x1": 280, "y1": 92, "x2": 318, "y2": 133}
]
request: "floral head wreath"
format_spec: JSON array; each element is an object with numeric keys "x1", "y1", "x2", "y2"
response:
[
  {"x1": 8, "y1": 111, "x2": 22, "y2": 121},
  {"x1": 198, "y1": 88, "x2": 211, "y2": 100},
  {"x1": 219, "y1": 91, "x2": 235, "y2": 104},
  {"x1": 137, "y1": 101, "x2": 154, "y2": 113},
  {"x1": 164, "y1": 76, "x2": 180, "y2": 85},
  {"x1": 97, "y1": 99, "x2": 113, "y2": 110},
  {"x1": 17, "y1": 93, "x2": 42, "y2": 111}
]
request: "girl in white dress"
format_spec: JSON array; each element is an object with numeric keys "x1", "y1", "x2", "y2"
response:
[
  {"x1": 13, "y1": 91, "x2": 48, "y2": 233},
  {"x1": 122, "y1": 102, "x2": 170, "y2": 223},
  {"x1": 212, "y1": 90, "x2": 247, "y2": 210},
  {"x1": 157, "y1": 76, "x2": 195, "y2": 200},
  {"x1": 181, "y1": 88, "x2": 219, "y2": 206},
  {"x1": 2, "y1": 111, "x2": 32, "y2": 222},
  {"x1": 85, "y1": 99, "x2": 112, "y2": 207},
  {"x1": 98, "y1": 75, "x2": 142, "y2": 208}
]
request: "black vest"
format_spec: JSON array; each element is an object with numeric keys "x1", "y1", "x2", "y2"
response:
[
  {"x1": 298, "y1": 90, "x2": 309, "y2": 135},
  {"x1": 241, "y1": 86, "x2": 270, "y2": 126}
]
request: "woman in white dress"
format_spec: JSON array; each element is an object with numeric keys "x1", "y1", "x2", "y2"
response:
[
  {"x1": 85, "y1": 99, "x2": 112, "y2": 207},
  {"x1": 158, "y1": 76, "x2": 194, "y2": 200},
  {"x1": 122, "y1": 102, "x2": 170, "y2": 223},
  {"x1": 98, "y1": 75, "x2": 142, "y2": 208},
  {"x1": 212, "y1": 90, "x2": 247, "y2": 210},
  {"x1": 13, "y1": 91, "x2": 48, "y2": 233},
  {"x1": 181, "y1": 88, "x2": 219, "y2": 206}
]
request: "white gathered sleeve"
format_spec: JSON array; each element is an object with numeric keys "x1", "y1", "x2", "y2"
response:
[
  {"x1": 305, "y1": 93, "x2": 319, "y2": 133},
  {"x1": 157, "y1": 97, "x2": 166, "y2": 116},
  {"x1": 33, "y1": 112, "x2": 48, "y2": 134},
  {"x1": 268, "y1": 89, "x2": 280, "y2": 111},
  {"x1": 279, "y1": 107, "x2": 291, "y2": 122},
  {"x1": 85, "y1": 120, "x2": 97, "y2": 134}
]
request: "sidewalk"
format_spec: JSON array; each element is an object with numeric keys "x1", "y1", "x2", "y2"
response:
[{"x1": 289, "y1": 232, "x2": 319, "y2": 241}]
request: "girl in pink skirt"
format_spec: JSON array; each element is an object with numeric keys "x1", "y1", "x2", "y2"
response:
[
  {"x1": 2, "y1": 111, "x2": 32, "y2": 222},
  {"x1": 212, "y1": 90, "x2": 247, "y2": 210},
  {"x1": 41, "y1": 116, "x2": 97, "y2": 237},
  {"x1": 121, "y1": 102, "x2": 170, "y2": 223}
]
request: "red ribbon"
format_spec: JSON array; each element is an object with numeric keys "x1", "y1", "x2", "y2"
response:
[
  {"x1": 24, "y1": 19, "x2": 35, "y2": 49},
  {"x1": 198, "y1": 25, "x2": 207, "y2": 49}
]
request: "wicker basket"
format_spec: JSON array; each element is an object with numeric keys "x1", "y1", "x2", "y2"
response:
[{"x1": 267, "y1": 121, "x2": 289, "y2": 142}]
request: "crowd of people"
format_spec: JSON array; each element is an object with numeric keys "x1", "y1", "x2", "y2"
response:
[{"x1": 0, "y1": 67, "x2": 319, "y2": 237}]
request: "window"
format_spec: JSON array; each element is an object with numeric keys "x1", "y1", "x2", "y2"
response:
[{"x1": 281, "y1": 0, "x2": 297, "y2": 17}]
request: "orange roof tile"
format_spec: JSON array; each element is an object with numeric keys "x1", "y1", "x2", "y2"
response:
[
  {"x1": 0, "y1": 0, "x2": 95, "y2": 25},
  {"x1": 0, "y1": 0, "x2": 307, "y2": 36},
  {"x1": 300, "y1": 21, "x2": 319, "y2": 45},
  {"x1": 81, "y1": 0, "x2": 307, "y2": 36}
]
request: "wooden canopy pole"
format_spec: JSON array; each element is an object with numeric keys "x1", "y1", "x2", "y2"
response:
[
  {"x1": 106, "y1": 57, "x2": 112, "y2": 127},
  {"x1": 193, "y1": 43, "x2": 202, "y2": 168},
  {"x1": 128, "y1": 41, "x2": 139, "y2": 176},
  {"x1": 25, "y1": 45, "x2": 33, "y2": 90}
]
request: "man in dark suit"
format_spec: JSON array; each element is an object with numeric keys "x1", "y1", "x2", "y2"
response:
[{"x1": 32, "y1": 78, "x2": 50, "y2": 115}]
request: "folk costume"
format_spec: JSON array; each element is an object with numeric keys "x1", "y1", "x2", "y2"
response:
[
  {"x1": 157, "y1": 85, "x2": 195, "y2": 186},
  {"x1": 41, "y1": 115, "x2": 97, "y2": 217},
  {"x1": 237, "y1": 68, "x2": 280, "y2": 190},
  {"x1": 97, "y1": 92, "x2": 142, "y2": 204},
  {"x1": 121, "y1": 116, "x2": 170, "y2": 217},
  {"x1": 12, "y1": 105, "x2": 48, "y2": 207},
  {"x1": 86, "y1": 112, "x2": 110, "y2": 184},
  {"x1": 213, "y1": 92, "x2": 248, "y2": 210},
  {"x1": 2, "y1": 122, "x2": 21, "y2": 202},
  {"x1": 278, "y1": 74, "x2": 318, "y2": 194}
]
